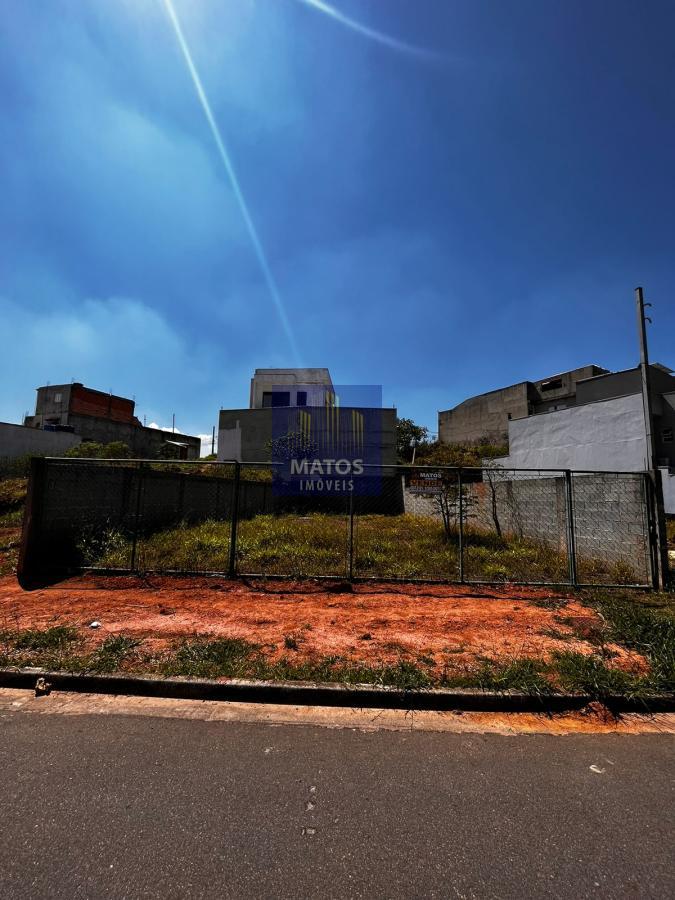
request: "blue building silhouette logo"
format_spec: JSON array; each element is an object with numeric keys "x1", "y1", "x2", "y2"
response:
[{"x1": 271, "y1": 385, "x2": 383, "y2": 496}]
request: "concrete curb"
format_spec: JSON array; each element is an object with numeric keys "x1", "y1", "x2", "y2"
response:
[{"x1": 1, "y1": 667, "x2": 674, "y2": 713}]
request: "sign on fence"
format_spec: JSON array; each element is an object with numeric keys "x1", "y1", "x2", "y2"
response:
[{"x1": 406, "y1": 470, "x2": 444, "y2": 495}]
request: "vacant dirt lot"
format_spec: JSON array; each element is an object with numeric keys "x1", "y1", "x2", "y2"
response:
[{"x1": 0, "y1": 574, "x2": 646, "y2": 674}]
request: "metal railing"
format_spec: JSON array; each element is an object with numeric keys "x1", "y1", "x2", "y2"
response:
[{"x1": 17, "y1": 457, "x2": 659, "y2": 589}]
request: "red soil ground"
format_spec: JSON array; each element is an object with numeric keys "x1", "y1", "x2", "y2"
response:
[{"x1": 0, "y1": 574, "x2": 646, "y2": 674}]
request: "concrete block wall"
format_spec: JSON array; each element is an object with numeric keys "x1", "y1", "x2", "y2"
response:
[{"x1": 403, "y1": 471, "x2": 650, "y2": 578}]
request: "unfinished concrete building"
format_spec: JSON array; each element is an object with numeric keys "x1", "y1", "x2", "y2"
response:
[
  {"x1": 438, "y1": 365, "x2": 609, "y2": 445},
  {"x1": 24, "y1": 383, "x2": 201, "y2": 458}
]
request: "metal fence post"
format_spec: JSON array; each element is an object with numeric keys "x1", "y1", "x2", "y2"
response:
[
  {"x1": 16, "y1": 456, "x2": 47, "y2": 587},
  {"x1": 228, "y1": 461, "x2": 241, "y2": 577},
  {"x1": 564, "y1": 470, "x2": 578, "y2": 588},
  {"x1": 458, "y1": 468, "x2": 465, "y2": 583},
  {"x1": 130, "y1": 461, "x2": 145, "y2": 573},
  {"x1": 348, "y1": 489, "x2": 355, "y2": 581}
]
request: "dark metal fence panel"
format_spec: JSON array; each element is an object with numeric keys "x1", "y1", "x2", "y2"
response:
[
  {"x1": 17, "y1": 458, "x2": 657, "y2": 589},
  {"x1": 570, "y1": 472, "x2": 652, "y2": 586},
  {"x1": 457, "y1": 469, "x2": 571, "y2": 585},
  {"x1": 131, "y1": 462, "x2": 237, "y2": 575},
  {"x1": 363, "y1": 470, "x2": 461, "y2": 581}
]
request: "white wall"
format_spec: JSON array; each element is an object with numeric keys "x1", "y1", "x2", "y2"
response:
[
  {"x1": 660, "y1": 468, "x2": 675, "y2": 516},
  {"x1": 249, "y1": 369, "x2": 332, "y2": 409},
  {"x1": 496, "y1": 393, "x2": 649, "y2": 472}
]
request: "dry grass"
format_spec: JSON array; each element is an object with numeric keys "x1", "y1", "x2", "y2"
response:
[{"x1": 93, "y1": 513, "x2": 641, "y2": 585}]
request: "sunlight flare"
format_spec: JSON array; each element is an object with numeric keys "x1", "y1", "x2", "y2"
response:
[{"x1": 161, "y1": 0, "x2": 301, "y2": 364}]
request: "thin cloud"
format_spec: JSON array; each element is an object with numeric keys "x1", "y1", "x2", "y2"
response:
[{"x1": 296, "y1": 0, "x2": 442, "y2": 61}]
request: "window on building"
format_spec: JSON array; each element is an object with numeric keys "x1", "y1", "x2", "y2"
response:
[
  {"x1": 296, "y1": 391, "x2": 307, "y2": 407},
  {"x1": 662, "y1": 427, "x2": 674, "y2": 444},
  {"x1": 262, "y1": 391, "x2": 291, "y2": 408},
  {"x1": 54, "y1": 392, "x2": 62, "y2": 403},
  {"x1": 541, "y1": 378, "x2": 563, "y2": 392}
]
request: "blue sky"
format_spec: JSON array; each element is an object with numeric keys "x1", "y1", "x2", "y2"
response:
[{"x1": 2, "y1": 0, "x2": 674, "y2": 448}]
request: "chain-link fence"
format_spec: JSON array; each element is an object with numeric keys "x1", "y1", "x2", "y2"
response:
[{"x1": 18, "y1": 458, "x2": 658, "y2": 588}]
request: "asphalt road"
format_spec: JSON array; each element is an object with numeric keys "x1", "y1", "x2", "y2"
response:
[{"x1": 0, "y1": 710, "x2": 673, "y2": 899}]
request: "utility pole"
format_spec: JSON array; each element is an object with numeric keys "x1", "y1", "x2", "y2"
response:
[
  {"x1": 211, "y1": 425, "x2": 216, "y2": 456},
  {"x1": 635, "y1": 287, "x2": 669, "y2": 588},
  {"x1": 635, "y1": 287, "x2": 656, "y2": 468},
  {"x1": 172, "y1": 413, "x2": 175, "y2": 434}
]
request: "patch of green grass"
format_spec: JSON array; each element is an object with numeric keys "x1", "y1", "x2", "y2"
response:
[
  {"x1": 7, "y1": 625, "x2": 80, "y2": 652},
  {"x1": 90, "y1": 635, "x2": 141, "y2": 673},
  {"x1": 164, "y1": 637, "x2": 259, "y2": 679},
  {"x1": 0, "y1": 624, "x2": 85, "y2": 670},
  {"x1": 0, "y1": 477, "x2": 27, "y2": 515},
  {"x1": 551, "y1": 651, "x2": 643, "y2": 698},
  {"x1": 581, "y1": 591, "x2": 675, "y2": 692},
  {"x1": 262, "y1": 658, "x2": 433, "y2": 690},
  {"x1": 0, "y1": 508, "x2": 23, "y2": 528},
  {"x1": 447, "y1": 657, "x2": 552, "y2": 694},
  {"x1": 94, "y1": 513, "x2": 624, "y2": 584}
]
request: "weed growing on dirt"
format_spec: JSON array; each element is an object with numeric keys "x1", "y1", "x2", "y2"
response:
[
  {"x1": 0, "y1": 508, "x2": 23, "y2": 528},
  {"x1": 538, "y1": 628, "x2": 574, "y2": 642},
  {"x1": 447, "y1": 657, "x2": 552, "y2": 694},
  {"x1": 582, "y1": 592, "x2": 675, "y2": 693},
  {"x1": 0, "y1": 624, "x2": 84, "y2": 670},
  {"x1": 551, "y1": 651, "x2": 642, "y2": 698},
  {"x1": 10, "y1": 625, "x2": 80, "y2": 652},
  {"x1": 165, "y1": 637, "x2": 259, "y2": 679},
  {"x1": 527, "y1": 596, "x2": 570, "y2": 610},
  {"x1": 0, "y1": 478, "x2": 27, "y2": 515},
  {"x1": 91, "y1": 635, "x2": 142, "y2": 673}
]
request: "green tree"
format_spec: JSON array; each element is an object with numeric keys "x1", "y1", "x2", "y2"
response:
[
  {"x1": 396, "y1": 418, "x2": 429, "y2": 463},
  {"x1": 416, "y1": 438, "x2": 508, "y2": 468}
]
